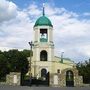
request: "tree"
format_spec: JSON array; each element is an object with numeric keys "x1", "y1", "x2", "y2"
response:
[
  {"x1": 21, "y1": 49, "x2": 30, "y2": 57},
  {"x1": 76, "y1": 59, "x2": 90, "y2": 84},
  {"x1": 0, "y1": 54, "x2": 8, "y2": 81},
  {"x1": 4, "y1": 49, "x2": 29, "y2": 75},
  {"x1": 0, "y1": 49, "x2": 32, "y2": 82},
  {"x1": 22, "y1": 49, "x2": 33, "y2": 57}
]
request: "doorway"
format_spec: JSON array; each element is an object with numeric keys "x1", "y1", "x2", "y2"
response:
[{"x1": 66, "y1": 70, "x2": 74, "y2": 87}]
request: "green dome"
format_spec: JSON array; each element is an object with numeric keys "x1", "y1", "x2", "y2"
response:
[{"x1": 34, "y1": 16, "x2": 53, "y2": 27}]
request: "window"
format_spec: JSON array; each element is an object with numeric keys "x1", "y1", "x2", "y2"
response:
[
  {"x1": 40, "y1": 50, "x2": 47, "y2": 61},
  {"x1": 57, "y1": 69, "x2": 60, "y2": 73}
]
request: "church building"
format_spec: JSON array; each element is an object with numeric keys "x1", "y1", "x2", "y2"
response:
[{"x1": 28, "y1": 6, "x2": 83, "y2": 87}]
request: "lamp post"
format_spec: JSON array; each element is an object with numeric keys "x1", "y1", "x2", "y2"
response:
[
  {"x1": 61, "y1": 52, "x2": 64, "y2": 63},
  {"x1": 28, "y1": 41, "x2": 34, "y2": 77}
]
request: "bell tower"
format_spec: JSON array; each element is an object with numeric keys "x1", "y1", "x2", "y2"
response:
[{"x1": 32, "y1": 5, "x2": 54, "y2": 78}]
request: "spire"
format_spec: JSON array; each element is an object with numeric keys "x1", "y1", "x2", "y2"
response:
[{"x1": 43, "y1": 3, "x2": 45, "y2": 16}]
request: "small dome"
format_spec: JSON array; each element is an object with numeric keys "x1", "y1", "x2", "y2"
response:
[{"x1": 34, "y1": 16, "x2": 53, "y2": 27}]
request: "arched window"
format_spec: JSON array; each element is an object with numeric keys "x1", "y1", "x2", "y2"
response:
[
  {"x1": 41, "y1": 68, "x2": 47, "y2": 78},
  {"x1": 40, "y1": 50, "x2": 47, "y2": 61}
]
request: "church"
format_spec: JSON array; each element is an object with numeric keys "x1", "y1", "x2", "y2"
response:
[{"x1": 28, "y1": 6, "x2": 83, "y2": 87}]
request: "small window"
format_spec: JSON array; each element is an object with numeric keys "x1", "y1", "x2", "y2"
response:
[{"x1": 57, "y1": 69, "x2": 60, "y2": 73}]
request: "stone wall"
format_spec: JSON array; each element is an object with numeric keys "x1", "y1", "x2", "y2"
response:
[
  {"x1": 74, "y1": 76, "x2": 83, "y2": 86},
  {"x1": 50, "y1": 67, "x2": 83, "y2": 87},
  {"x1": 59, "y1": 71, "x2": 66, "y2": 87},
  {"x1": 6, "y1": 72, "x2": 21, "y2": 86},
  {"x1": 50, "y1": 73, "x2": 60, "y2": 87},
  {"x1": 0, "y1": 82, "x2": 7, "y2": 85},
  {"x1": 60, "y1": 67, "x2": 83, "y2": 87}
]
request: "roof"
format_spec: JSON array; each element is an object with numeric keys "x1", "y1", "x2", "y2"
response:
[
  {"x1": 55, "y1": 56, "x2": 74, "y2": 62},
  {"x1": 34, "y1": 16, "x2": 53, "y2": 27}
]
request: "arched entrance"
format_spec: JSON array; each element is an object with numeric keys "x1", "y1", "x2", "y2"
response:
[
  {"x1": 66, "y1": 70, "x2": 74, "y2": 87},
  {"x1": 41, "y1": 68, "x2": 47, "y2": 79},
  {"x1": 40, "y1": 50, "x2": 47, "y2": 61},
  {"x1": 41, "y1": 68, "x2": 50, "y2": 86}
]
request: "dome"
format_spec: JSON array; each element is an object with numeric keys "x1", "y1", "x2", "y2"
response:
[{"x1": 34, "y1": 16, "x2": 53, "y2": 27}]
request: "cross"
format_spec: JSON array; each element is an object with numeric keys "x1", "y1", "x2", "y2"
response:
[
  {"x1": 43, "y1": 3, "x2": 45, "y2": 16},
  {"x1": 68, "y1": 71, "x2": 72, "y2": 79}
]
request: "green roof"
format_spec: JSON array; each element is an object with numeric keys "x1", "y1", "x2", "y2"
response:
[
  {"x1": 55, "y1": 56, "x2": 74, "y2": 62},
  {"x1": 34, "y1": 16, "x2": 53, "y2": 27}
]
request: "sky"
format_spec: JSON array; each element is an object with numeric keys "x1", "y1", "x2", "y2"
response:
[{"x1": 0, "y1": 0, "x2": 90, "y2": 62}]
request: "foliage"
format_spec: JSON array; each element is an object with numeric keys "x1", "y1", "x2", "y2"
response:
[
  {"x1": 76, "y1": 59, "x2": 90, "y2": 84},
  {"x1": 20, "y1": 49, "x2": 30, "y2": 57},
  {"x1": 0, "y1": 54, "x2": 8, "y2": 80},
  {"x1": 0, "y1": 49, "x2": 30, "y2": 81}
]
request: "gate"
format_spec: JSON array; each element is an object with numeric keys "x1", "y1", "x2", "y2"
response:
[
  {"x1": 66, "y1": 70, "x2": 74, "y2": 87},
  {"x1": 41, "y1": 68, "x2": 49, "y2": 86},
  {"x1": 30, "y1": 69, "x2": 50, "y2": 86}
]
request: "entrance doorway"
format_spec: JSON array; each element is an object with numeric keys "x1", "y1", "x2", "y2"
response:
[
  {"x1": 66, "y1": 70, "x2": 74, "y2": 87},
  {"x1": 41, "y1": 68, "x2": 49, "y2": 86},
  {"x1": 41, "y1": 68, "x2": 47, "y2": 80}
]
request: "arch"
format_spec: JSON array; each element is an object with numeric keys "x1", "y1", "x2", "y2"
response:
[
  {"x1": 40, "y1": 50, "x2": 47, "y2": 61},
  {"x1": 66, "y1": 70, "x2": 74, "y2": 87},
  {"x1": 41, "y1": 68, "x2": 47, "y2": 78}
]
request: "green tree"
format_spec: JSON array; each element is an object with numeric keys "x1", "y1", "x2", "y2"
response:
[
  {"x1": 21, "y1": 49, "x2": 30, "y2": 57},
  {"x1": 4, "y1": 49, "x2": 29, "y2": 75},
  {"x1": 0, "y1": 54, "x2": 8, "y2": 81},
  {"x1": 76, "y1": 59, "x2": 90, "y2": 84},
  {"x1": 0, "y1": 49, "x2": 32, "y2": 82},
  {"x1": 22, "y1": 49, "x2": 33, "y2": 57},
  {"x1": 4, "y1": 49, "x2": 29, "y2": 85}
]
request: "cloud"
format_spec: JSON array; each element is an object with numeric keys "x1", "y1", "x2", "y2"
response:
[
  {"x1": 26, "y1": 4, "x2": 41, "y2": 16},
  {"x1": 0, "y1": 0, "x2": 90, "y2": 62},
  {"x1": 0, "y1": 0, "x2": 34, "y2": 51},
  {"x1": 0, "y1": 0, "x2": 18, "y2": 22},
  {"x1": 83, "y1": 12, "x2": 90, "y2": 16}
]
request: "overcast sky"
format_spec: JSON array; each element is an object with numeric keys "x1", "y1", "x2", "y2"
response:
[{"x1": 0, "y1": 0, "x2": 90, "y2": 62}]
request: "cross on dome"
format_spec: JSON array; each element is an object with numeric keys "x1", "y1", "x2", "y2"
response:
[
  {"x1": 43, "y1": 3, "x2": 45, "y2": 16},
  {"x1": 34, "y1": 3, "x2": 53, "y2": 27}
]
